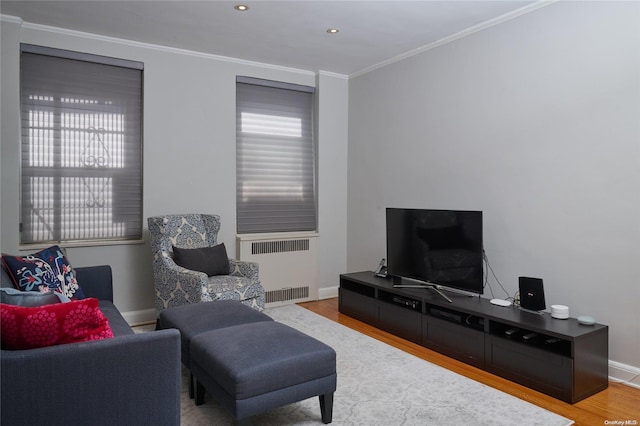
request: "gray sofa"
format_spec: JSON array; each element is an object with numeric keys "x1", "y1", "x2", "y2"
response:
[{"x1": 1, "y1": 265, "x2": 182, "y2": 426}]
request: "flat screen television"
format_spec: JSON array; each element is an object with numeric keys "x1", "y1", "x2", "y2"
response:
[{"x1": 386, "y1": 208, "x2": 484, "y2": 297}]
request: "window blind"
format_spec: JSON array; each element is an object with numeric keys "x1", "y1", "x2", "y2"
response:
[
  {"x1": 236, "y1": 77, "x2": 316, "y2": 234},
  {"x1": 20, "y1": 44, "x2": 143, "y2": 245}
]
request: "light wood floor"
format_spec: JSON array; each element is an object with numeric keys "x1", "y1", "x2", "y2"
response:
[{"x1": 298, "y1": 298, "x2": 640, "y2": 426}]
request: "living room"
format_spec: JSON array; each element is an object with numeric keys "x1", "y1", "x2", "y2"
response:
[{"x1": 1, "y1": 0, "x2": 638, "y2": 424}]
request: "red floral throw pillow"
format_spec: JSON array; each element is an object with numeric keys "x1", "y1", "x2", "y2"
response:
[
  {"x1": 1, "y1": 245, "x2": 85, "y2": 300},
  {"x1": 0, "y1": 298, "x2": 113, "y2": 350}
]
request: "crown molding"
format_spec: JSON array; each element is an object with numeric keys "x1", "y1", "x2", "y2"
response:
[
  {"x1": 350, "y1": 0, "x2": 558, "y2": 78},
  {"x1": 318, "y1": 70, "x2": 349, "y2": 80},
  {"x1": 3, "y1": 15, "x2": 316, "y2": 77},
  {"x1": 4, "y1": 1, "x2": 556, "y2": 81},
  {"x1": 1, "y1": 14, "x2": 24, "y2": 24}
]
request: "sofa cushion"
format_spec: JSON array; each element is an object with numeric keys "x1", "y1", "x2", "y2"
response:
[
  {"x1": 1, "y1": 245, "x2": 85, "y2": 300},
  {"x1": 172, "y1": 243, "x2": 230, "y2": 276},
  {"x1": 0, "y1": 287, "x2": 70, "y2": 307},
  {"x1": 0, "y1": 298, "x2": 113, "y2": 350}
]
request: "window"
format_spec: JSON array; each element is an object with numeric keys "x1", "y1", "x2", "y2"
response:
[
  {"x1": 236, "y1": 77, "x2": 316, "y2": 234},
  {"x1": 19, "y1": 44, "x2": 143, "y2": 245}
]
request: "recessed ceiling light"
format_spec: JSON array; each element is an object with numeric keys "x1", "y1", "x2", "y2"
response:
[
  {"x1": 327, "y1": 28, "x2": 339, "y2": 34},
  {"x1": 234, "y1": 4, "x2": 249, "y2": 11}
]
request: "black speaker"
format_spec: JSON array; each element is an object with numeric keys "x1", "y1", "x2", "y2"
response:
[{"x1": 519, "y1": 277, "x2": 546, "y2": 311}]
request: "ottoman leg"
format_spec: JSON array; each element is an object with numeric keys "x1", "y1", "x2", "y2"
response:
[
  {"x1": 189, "y1": 373, "x2": 194, "y2": 399},
  {"x1": 195, "y1": 379, "x2": 206, "y2": 406},
  {"x1": 319, "y1": 392, "x2": 334, "y2": 424}
]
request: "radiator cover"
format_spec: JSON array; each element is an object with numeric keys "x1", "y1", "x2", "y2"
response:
[{"x1": 237, "y1": 232, "x2": 319, "y2": 306}]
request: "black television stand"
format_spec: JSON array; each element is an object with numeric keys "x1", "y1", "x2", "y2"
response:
[
  {"x1": 339, "y1": 271, "x2": 608, "y2": 403},
  {"x1": 393, "y1": 283, "x2": 453, "y2": 303}
]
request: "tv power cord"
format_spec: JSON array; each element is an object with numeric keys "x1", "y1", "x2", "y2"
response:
[{"x1": 483, "y1": 250, "x2": 515, "y2": 302}]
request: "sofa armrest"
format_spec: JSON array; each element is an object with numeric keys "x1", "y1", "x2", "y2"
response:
[
  {"x1": 1, "y1": 329, "x2": 181, "y2": 426},
  {"x1": 75, "y1": 265, "x2": 113, "y2": 302}
]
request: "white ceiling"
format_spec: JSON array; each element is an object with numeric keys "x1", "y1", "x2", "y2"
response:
[{"x1": 1, "y1": 0, "x2": 540, "y2": 76}]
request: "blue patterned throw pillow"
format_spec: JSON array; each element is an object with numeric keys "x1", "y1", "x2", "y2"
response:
[
  {"x1": 0, "y1": 287, "x2": 70, "y2": 306},
  {"x1": 1, "y1": 246, "x2": 85, "y2": 300}
]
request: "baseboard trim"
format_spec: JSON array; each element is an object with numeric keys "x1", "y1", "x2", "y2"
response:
[
  {"x1": 319, "y1": 285, "x2": 339, "y2": 300},
  {"x1": 609, "y1": 360, "x2": 640, "y2": 389},
  {"x1": 121, "y1": 308, "x2": 156, "y2": 326}
]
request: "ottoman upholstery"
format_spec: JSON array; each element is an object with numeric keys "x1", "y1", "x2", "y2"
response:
[
  {"x1": 191, "y1": 321, "x2": 337, "y2": 423},
  {"x1": 157, "y1": 300, "x2": 273, "y2": 399},
  {"x1": 157, "y1": 300, "x2": 273, "y2": 369}
]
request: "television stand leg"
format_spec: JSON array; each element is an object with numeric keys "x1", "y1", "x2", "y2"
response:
[
  {"x1": 392, "y1": 283, "x2": 453, "y2": 303},
  {"x1": 429, "y1": 286, "x2": 453, "y2": 303}
]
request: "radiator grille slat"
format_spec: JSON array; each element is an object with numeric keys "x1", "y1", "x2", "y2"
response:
[
  {"x1": 252, "y1": 239, "x2": 309, "y2": 255},
  {"x1": 265, "y1": 287, "x2": 310, "y2": 304}
]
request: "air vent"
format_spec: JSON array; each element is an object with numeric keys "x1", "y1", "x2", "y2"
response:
[
  {"x1": 252, "y1": 239, "x2": 309, "y2": 255},
  {"x1": 265, "y1": 286, "x2": 310, "y2": 304}
]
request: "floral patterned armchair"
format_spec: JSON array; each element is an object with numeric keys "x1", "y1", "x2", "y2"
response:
[{"x1": 147, "y1": 214, "x2": 265, "y2": 315}]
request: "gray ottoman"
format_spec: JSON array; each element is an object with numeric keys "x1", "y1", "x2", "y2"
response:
[
  {"x1": 157, "y1": 301, "x2": 273, "y2": 396},
  {"x1": 191, "y1": 321, "x2": 337, "y2": 424}
]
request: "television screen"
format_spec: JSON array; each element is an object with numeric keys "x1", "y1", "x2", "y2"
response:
[{"x1": 386, "y1": 208, "x2": 483, "y2": 295}]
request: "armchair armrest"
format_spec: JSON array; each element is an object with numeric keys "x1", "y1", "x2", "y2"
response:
[
  {"x1": 153, "y1": 254, "x2": 209, "y2": 312},
  {"x1": 1, "y1": 329, "x2": 181, "y2": 426},
  {"x1": 163, "y1": 255, "x2": 209, "y2": 291},
  {"x1": 229, "y1": 258, "x2": 260, "y2": 284}
]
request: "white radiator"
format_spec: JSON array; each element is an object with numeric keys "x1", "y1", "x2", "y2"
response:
[{"x1": 237, "y1": 232, "x2": 319, "y2": 306}]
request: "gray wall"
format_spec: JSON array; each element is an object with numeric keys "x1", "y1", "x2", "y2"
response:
[
  {"x1": 347, "y1": 1, "x2": 639, "y2": 370},
  {"x1": 0, "y1": 17, "x2": 349, "y2": 321}
]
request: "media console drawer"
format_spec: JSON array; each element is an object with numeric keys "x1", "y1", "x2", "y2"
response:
[
  {"x1": 378, "y1": 300, "x2": 422, "y2": 344},
  {"x1": 339, "y1": 288, "x2": 376, "y2": 325},
  {"x1": 487, "y1": 336, "x2": 573, "y2": 401},
  {"x1": 423, "y1": 316, "x2": 485, "y2": 369}
]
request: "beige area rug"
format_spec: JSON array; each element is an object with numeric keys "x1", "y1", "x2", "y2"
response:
[{"x1": 164, "y1": 304, "x2": 574, "y2": 425}]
